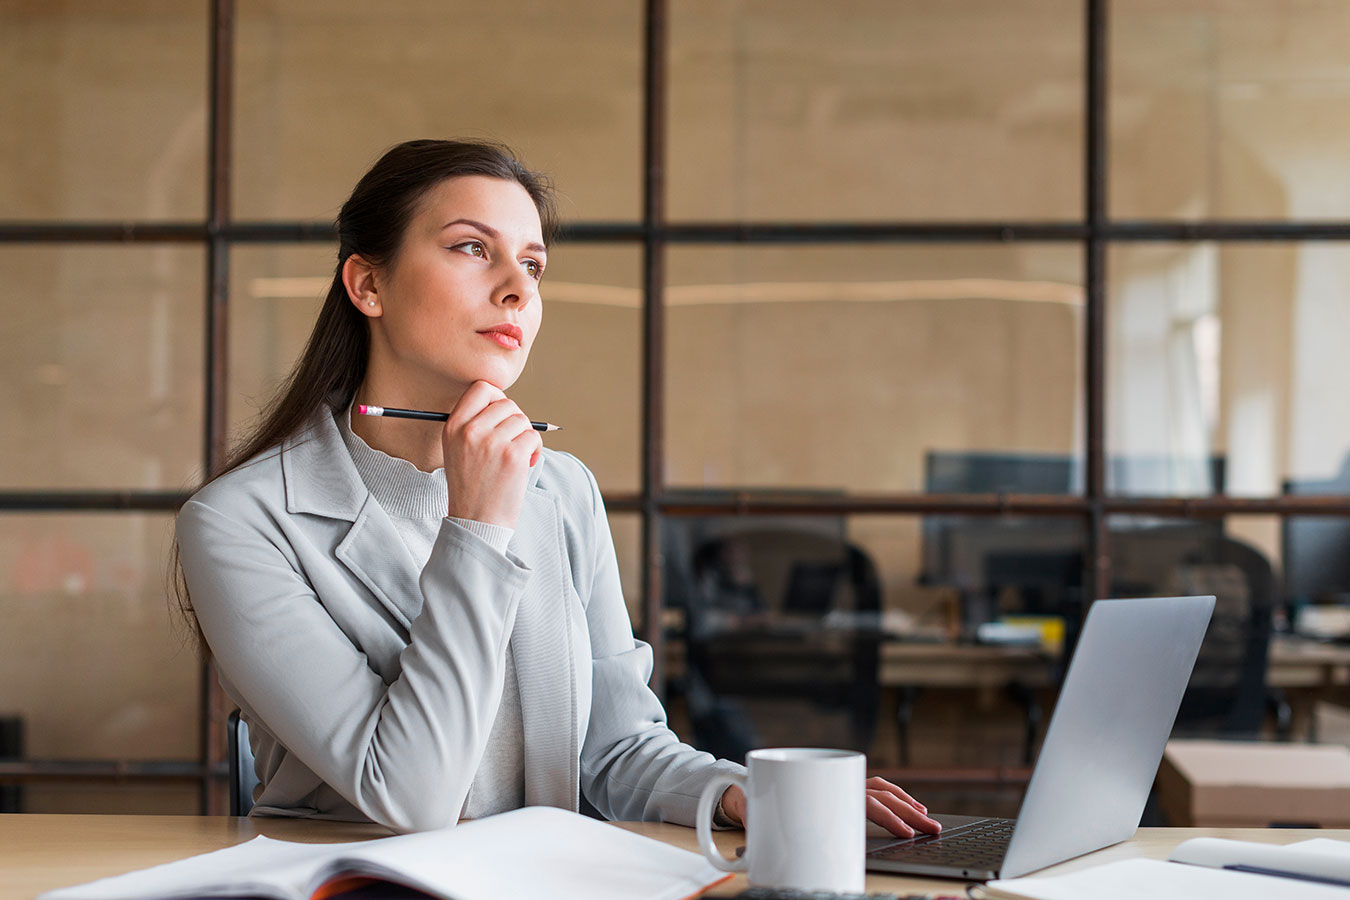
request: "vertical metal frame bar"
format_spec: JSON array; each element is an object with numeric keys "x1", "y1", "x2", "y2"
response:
[
  {"x1": 640, "y1": 0, "x2": 670, "y2": 694},
  {"x1": 200, "y1": 0, "x2": 235, "y2": 814},
  {"x1": 1084, "y1": 0, "x2": 1110, "y2": 606}
]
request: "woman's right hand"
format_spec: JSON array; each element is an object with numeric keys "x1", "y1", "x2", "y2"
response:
[{"x1": 441, "y1": 381, "x2": 543, "y2": 528}]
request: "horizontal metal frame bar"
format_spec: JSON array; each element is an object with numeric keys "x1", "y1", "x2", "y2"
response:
[
  {"x1": 0, "y1": 491, "x2": 188, "y2": 511},
  {"x1": 0, "y1": 760, "x2": 1035, "y2": 791},
  {"x1": 6, "y1": 219, "x2": 1350, "y2": 245},
  {"x1": 0, "y1": 759, "x2": 225, "y2": 784},
  {"x1": 7, "y1": 490, "x2": 1350, "y2": 517},
  {"x1": 0, "y1": 760, "x2": 1031, "y2": 788},
  {"x1": 655, "y1": 493, "x2": 1350, "y2": 517}
]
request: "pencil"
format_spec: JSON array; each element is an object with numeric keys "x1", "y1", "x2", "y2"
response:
[{"x1": 357, "y1": 404, "x2": 561, "y2": 432}]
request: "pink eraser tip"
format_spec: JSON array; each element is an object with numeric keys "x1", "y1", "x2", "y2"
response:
[{"x1": 357, "y1": 405, "x2": 369, "y2": 415}]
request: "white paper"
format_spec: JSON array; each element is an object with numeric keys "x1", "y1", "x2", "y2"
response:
[
  {"x1": 38, "y1": 835, "x2": 360, "y2": 900},
  {"x1": 1170, "y1": 836, "x2": 1350, "y2": 882},
  {"x1": 985, "y1": 857, "x2": 1350, "y2": 900},
  {"x1": 341, "y1": 808, "x2": 730, "y2": 900}
]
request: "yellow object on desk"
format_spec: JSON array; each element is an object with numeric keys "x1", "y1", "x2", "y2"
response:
[{"x1": 996, "y1": 616, "x2": 1065, "y2": 653}]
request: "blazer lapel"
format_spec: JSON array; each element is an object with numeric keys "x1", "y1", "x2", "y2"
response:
[
  {"x1": 510, "y1": 485, "x2": 581, "y2": 811},
  {"x1": 282, "y1": 406, "x2": 424, "y2": 632},
  {"x1": 334, "y1": 495, "x2": 425, "y2": 632}
]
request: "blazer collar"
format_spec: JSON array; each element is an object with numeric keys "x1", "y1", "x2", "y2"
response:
[
  {"x1": 282, "y1": 407, "x2": 369, "y2": 521},
  {"x1": 280, "y1": 404, "x2": 546, "y2": 521}
]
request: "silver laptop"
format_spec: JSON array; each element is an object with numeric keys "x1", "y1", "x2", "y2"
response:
[{"x1": 866, "y1": 594, "x2": 1215, "y2": 881}]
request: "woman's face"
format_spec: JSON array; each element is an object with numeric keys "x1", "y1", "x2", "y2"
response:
[{"x1": 371, "y1": 175, "x2": 546, "y2": 396}]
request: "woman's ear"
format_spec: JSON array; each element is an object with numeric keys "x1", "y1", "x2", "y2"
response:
[{"x1": 343, "y1": 254, "x2": 382, "y2": 316}]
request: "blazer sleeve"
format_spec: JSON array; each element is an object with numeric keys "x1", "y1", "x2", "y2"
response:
[
  {"x1": 177, "y1": 498, "x2": 530, "y2": 833},
  {"x1": 573, "y1": 466, "x2": 744, "y2": 824}
]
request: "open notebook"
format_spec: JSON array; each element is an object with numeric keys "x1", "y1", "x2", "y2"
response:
[{"x1": 37, "y1": 807, "x2": 732, "y2": 900}]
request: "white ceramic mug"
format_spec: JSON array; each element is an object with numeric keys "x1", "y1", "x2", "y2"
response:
[{"x1": 696, "y1": 748, "x2": 866, "y2": 892}]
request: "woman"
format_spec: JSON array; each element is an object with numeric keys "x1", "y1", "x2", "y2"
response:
[{"x1": 175, "y1": 139, "x2": 940, "y2": 837}]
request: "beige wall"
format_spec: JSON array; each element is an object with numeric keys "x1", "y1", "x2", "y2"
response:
[{"x1": 4, "y1": 0, "x2": 1350, "y2": 804}]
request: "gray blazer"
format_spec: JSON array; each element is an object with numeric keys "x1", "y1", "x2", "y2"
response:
[{"x1": 177, "y1": 405, "x2": 740, "y2": 832}]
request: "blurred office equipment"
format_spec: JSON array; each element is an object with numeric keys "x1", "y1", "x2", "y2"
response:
[
  {"x1": 916, "y1": 452, "x2": 1087, "y2": 764},
  {"x1": 228, "y1": 709, "x2": 259, "y2": 817},
  {"x1": 919, "y1": 450, "x2": 1225, "y2": 632},
  {"x1": 916, "y1": 451, "x2": 1282, "y2": 754},
  {"x1": 670, "y1": 524, "x2": 882, "y2": 763},
  {"x1": 0, "y1": 716, "x2": 21, "y2": 813},
  {"x1": 1283, "y1": 455, "x2": 1350, "y2": 609}
]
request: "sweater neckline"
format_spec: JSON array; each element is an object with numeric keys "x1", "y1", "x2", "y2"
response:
[{"x1": 336, "y1": 403, "x2": 448, "y2": 519}]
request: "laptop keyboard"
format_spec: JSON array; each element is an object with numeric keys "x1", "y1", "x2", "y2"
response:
[{"x1": 867, "y1": 817, "x2": 1017, "y2": 871}]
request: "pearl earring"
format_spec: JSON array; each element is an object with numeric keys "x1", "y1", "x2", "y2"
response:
[{"x1": 367, "y1": 300, "x2": 375, "y2": 307}]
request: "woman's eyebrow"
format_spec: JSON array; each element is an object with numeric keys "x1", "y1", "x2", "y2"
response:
[{"x1": 441, "y1": 217, "x2": 546, "y2": 254}]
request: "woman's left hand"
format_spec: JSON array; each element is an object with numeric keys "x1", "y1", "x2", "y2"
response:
[{"x1": 718, "y1": 777, "x2": 941, "y2": 837}]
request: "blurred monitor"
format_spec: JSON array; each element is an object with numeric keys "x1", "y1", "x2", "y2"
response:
[
  {"x1": 1283, "y1": 459, "x2": 1350, "y2": 606},
  {"x1": 921, "y1": 450, "x2": 1224, "y2": 607}
]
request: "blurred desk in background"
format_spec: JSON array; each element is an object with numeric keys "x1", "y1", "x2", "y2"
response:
[{"x1": 880, "y1": 641, "x2": 1055, "y2": 690}]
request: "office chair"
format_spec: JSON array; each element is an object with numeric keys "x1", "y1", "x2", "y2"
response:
[
  {"x1": 680, "y1": 527, "x2": 883, "y2": 763},
  {"x1": 1112, "y1": 530, "x2": 1288, "y2": 738},
  {"x1": 228, "y1": 709, "x2": 261, "y2": 816}
]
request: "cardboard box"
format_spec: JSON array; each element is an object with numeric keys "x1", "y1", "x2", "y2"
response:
[
  {"x1": 1315, "y1": 701, "x2": 1350, "y2": 748},
  {"x1": 1157, "y1": 739, "x2": 1350, "y2": 827}
]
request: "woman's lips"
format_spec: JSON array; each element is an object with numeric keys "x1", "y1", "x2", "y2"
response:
[
  {"x1": 480, "y1": 331, "x2": 521, "y2": 350},
  {"x1": 478, "y1": 324, "x2": 523, "y2": 350}
]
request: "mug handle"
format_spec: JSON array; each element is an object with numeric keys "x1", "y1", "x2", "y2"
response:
[{"x1": 696, "y1": 772, "x2": 749, "y2": 873}]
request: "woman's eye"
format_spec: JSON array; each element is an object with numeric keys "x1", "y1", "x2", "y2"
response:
[
  {"x1": 523, "y1": 259, "x2": 544, "y2": 280},
  {"x1": 452, "y1": 241, "x2": 486, "y2": 258}
]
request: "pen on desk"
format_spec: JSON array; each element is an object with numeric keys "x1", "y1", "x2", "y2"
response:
[{"x1": 357, "y1": 404, "x2": 561, "y2": 432}]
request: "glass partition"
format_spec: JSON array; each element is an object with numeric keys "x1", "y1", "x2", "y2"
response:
[
  {"x1": 1112, "y1": 0, "x2": 1350, "y2": 220},
  {"x1": 0, "y1": 2, "x2": 207, "y2": 221},
  {"x1": 1108, "y1": 243, "x2": 1350, "y2": 496},
  {"x1": 669, "y1": 0, "x2": 1083, "y2": 221},
  {"x1": 665, "y1": 244, "x2": 1084, "y2": 492},
  {"x1": 233, "y1": 0, "x2": 643, "y2": 222},
  {"x1": 0, "y1": 246, "x2": 205, "y2": 491}
]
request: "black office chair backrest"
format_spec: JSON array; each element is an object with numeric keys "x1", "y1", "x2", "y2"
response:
[
  {"x1": 684, "y1": 527, "x2": 883, "y2": 759},
  {"x1": 228, "y1": 709, "x2": 261, "y2": 816},
  {"x1": 1112, "y1": 529, "x2": 1275, "y2": 736}
]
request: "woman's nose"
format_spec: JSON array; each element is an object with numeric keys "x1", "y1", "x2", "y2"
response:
[{"x1": 492, "y1": 263, "x2": 534, "y2": 307}]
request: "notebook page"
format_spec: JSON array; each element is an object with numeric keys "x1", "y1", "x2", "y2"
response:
[
  {"x1": 338, "y1": 807, "x2": 730, "y2": 900},
  {"x1": 37, "y1": 835, "x2": 356, "y2": 900},
  {"x1": 982, "y1": 858, "x2": 1350, "y2": 900}
]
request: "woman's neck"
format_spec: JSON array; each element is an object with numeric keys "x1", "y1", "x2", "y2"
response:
[{"x1": 349, "y1": 377, "x2": 463, "y2": 474}]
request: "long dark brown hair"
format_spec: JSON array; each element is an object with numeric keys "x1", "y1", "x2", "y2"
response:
[{"x1": 171, "y1": 139, "x2": 558, "y2": 647}]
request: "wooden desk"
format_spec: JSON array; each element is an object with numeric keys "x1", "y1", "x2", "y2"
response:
[
  {"x1": 672, "y1": 631, "x2": 1350, "y2": 694},
  {"x1": 2, "y1": 814, "x2": 1345, "y2": 900},
  {"x1": 879, "y1": 634, "x2": 1350, "y2": 691},
  {"x1": 1268, "y1": 635, "x2": 1350, "y2": 690},
  {"x1": 880, "y1": 641, "x2": 1054, "y2": 690}
]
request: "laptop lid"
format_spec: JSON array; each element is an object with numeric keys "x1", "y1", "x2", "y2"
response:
[{"x1": 999, "y1": 594, "x2": 1215, "y2": 878}]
